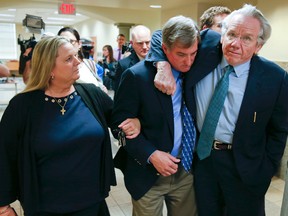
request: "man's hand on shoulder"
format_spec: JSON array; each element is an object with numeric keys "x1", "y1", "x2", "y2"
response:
[{"x1": 154, "y1": 61, "x2": 176, "y2": 95}]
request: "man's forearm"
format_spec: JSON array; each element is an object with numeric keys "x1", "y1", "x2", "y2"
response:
[{"x1": 154, "y1": 61, "x2": 176, "y2": 95}]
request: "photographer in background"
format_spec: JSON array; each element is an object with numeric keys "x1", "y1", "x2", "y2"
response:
[
  {"x1": 18, "y1": 32, "x2": 54, "y2": 84},
  {"x1": 18, "y1": 35, "x2": 37, "y2": 84},
  {"x1": 81, "y1": 38, "x2": 104, "y2": 82},
  {"x1": 120, "y1": 41, "x2": 133, "y2": 58},
  {"x1": 114, "y1": 25, "x2": 151, "y2": 97}
]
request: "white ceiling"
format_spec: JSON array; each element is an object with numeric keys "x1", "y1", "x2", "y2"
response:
[{"x1": 0, "y1": 0, "x2": 221, "y2": 26}]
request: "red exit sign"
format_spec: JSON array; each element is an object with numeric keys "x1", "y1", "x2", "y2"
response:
[{"x1": 58, "y1": 2, "x2": 76, "y2": 15}]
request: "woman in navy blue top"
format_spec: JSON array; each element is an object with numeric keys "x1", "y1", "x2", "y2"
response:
[{"x1": 0, "y1": 36, "x2": 139, "y2": 216}]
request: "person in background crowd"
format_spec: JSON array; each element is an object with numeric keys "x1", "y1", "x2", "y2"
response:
[
  {"x1": 0, "y1": 36, "x2": 140, "y2": 216},
  {"x1": 199, "y1": 6, "x2": 231, "y2": 33},
  {"x1": 148, "y1": 4, "x2": 288, "y2": 216},
  {"x1": 112, "y1": 15, "x2": 200, "y2": 216},
  {"x1": 99, "y1": 45, "x2": 118, "y2": 91},
  {"x1": 113, "y1": 33, "x2": 126, "y2": 61},
  {"x1": 0, "y1": 62, "x2": 10, "y2": 78},
  {"x1": 58, "y1": 27, "x2": 108, "y2": 93},
  {"x1": 114, "y1": 25, "x2": 151, "y2": 97}
]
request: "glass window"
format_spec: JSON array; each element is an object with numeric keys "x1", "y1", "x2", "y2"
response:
[{"x1": 0, "y1": 23, "x2": 17, "y2": 59}]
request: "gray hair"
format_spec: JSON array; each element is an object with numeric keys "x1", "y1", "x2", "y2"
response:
[
  {"x1": 221, "y1": 4, "x2": 271, "y2": 45},
  {"x1": 162, "y1": 15, "x2": 200, "y2": 49}
]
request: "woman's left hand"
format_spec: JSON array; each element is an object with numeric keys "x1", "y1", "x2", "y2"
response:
[{"x1": 118, "y1": 118, "x2": 140, "y2": 139}]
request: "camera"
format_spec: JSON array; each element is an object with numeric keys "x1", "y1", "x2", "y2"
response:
[
  {"x1": 80, "y1": 38, "x2": 94, "y2": 59},
  {"x1": 18, "y1": 34, "x2": 37, "y2": 74},
  {"x1": 18, "y1": 34, "x2": 37, "y2": 53},
  {"x1": 122, "y1": 42, "x2": 133, "y2": 54}
]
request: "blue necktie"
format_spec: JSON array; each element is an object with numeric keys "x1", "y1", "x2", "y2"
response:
[
  {"x1": 196, "y1": 65, "x2": 234, "y2": 160},
  {"x1": 181, "y1": 76, "x2": 196, "y2": 172}
]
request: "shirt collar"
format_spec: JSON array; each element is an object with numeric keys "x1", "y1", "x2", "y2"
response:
[
  {"x1": 221, "y1": 57, "x2": 251, "y2": 77},
  {"x1": 172, "y1": 68, "x2": 181, "y2": 81}
]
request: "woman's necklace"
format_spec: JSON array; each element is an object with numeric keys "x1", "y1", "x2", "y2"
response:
[
  {"x1": 53, "y1": 96, "x2": 69, "y2": 115},
  {"x1": 45, "y1": 92, "x2": 77, "y2": 115}
]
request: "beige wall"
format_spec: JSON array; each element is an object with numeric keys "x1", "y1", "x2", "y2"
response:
[
  {"x1": 74, "y1": 19, "x2": 119, "y2": 60},
  {"x1": 161, "y1": 3, "x2": 198, "y2": 24},
  {"x1": 258, "y1": 0, "x2": 288, "y2": 62}
]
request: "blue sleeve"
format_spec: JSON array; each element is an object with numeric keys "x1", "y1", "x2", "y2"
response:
[
  {"x1": 145, "y1": 30, "x2": 168, "y2": 62},
  {"x1": 96, "y1": 63, "x2": 104, "y2": 81}
]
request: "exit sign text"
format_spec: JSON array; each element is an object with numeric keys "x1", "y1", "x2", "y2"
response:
[{"x1": 58, "y1": 2, "x2": 76, "y2": 15}]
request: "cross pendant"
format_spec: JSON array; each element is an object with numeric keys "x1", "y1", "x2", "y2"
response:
[{"x1": 60, "y1": 108, "x2": 66, "y2": 115}]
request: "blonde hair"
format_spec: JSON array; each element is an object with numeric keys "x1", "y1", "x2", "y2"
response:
[{"x1": 23, "y1": 36, "x2": 70, "y2": 93}]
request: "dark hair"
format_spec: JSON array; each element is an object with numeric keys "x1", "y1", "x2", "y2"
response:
[
  {"x1": 57, "y1": 27, "x2": 80, "y2": 41},
  {"x1": 117, "y1": 33, "x2": 125, "y2": 39},
  {"x1": 57, "y1": 27, "x2": 84, "y2": 60},
  {"x1": 103, "y1": 45, "x2": 116, "y2": 62}
]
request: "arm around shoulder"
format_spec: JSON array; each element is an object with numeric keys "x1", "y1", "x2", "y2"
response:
[{"x1": 145, "y1": 30, "x2": 167, "y2": 62}]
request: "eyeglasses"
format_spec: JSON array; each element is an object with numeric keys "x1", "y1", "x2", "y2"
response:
[
  {"x1": 69, "y1": 39, "x2": 78, "y2": 45},
  {"x1": 225, "y1": 32, "x2": 257, "y2": 46}
]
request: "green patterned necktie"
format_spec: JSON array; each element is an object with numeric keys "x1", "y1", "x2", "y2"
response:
[{"x1": 196, "y1": 65, "x2": 234, "y2": 160}]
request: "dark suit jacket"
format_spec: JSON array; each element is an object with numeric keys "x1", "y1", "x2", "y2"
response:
[
  {"x1": 114, "y1": 50, "x2": 140, "y2": 97},
  {"x1": 111, "y1": 61, "x2": 175, "y2": 200},
  {"x1": 146, "y1": 29, "x2": 288, "y2": 196}
]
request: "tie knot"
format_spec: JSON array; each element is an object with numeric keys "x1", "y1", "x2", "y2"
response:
[
  {"x1": 225, "y1": 65, "x2": 234, "y2": 74},
  {"x1": 177, "y1": 72, "x2": 184, "y2": 84},
  {"x1": 178, "y1": 72, "x2": 184, "y2": 79}
]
